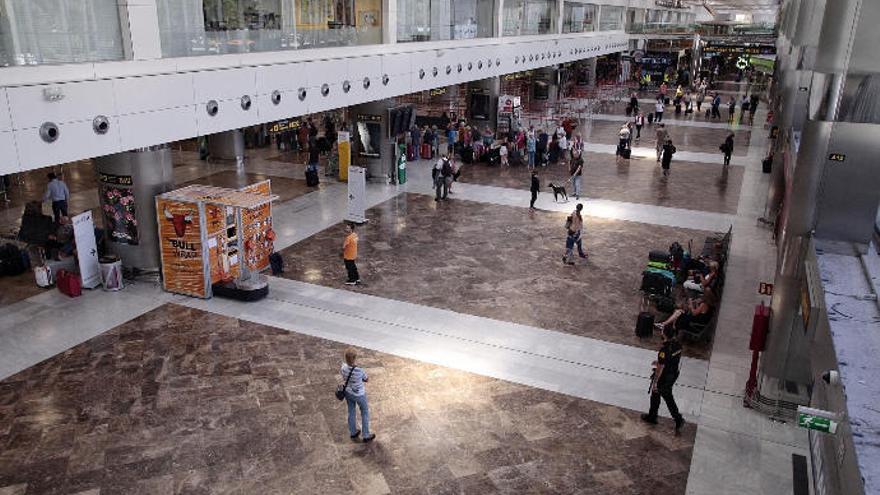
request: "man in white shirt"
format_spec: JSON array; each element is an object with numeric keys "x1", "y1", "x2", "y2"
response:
[
  {"x1": 43, "y1": 172, "x2": 70, "y2": 224},
  {"x1": 654, "y1": 99, "x2": 665, "y2": 123}
]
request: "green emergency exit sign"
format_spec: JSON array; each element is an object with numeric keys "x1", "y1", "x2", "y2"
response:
[{"x1": 797, "y1": 412, "x2": 838, "y2": 434}]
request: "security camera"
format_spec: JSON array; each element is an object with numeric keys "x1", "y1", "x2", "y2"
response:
[{"x1": 822, "y1": 370, "x2": 840, "y2": 386}]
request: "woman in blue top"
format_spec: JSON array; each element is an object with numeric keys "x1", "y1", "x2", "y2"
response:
[{"x1": 340, "y1": 348, "x2": 375, "y2": 442}]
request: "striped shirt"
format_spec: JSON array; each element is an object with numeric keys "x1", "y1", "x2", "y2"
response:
[{"x1": 340, "y1": 364, "x2": 368, "y2": 396}]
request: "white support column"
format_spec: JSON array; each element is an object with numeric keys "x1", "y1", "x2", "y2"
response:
[
  {"x1": 117, "y1": 0, "x2": 163, "y2": 60},
  {"x1": 556, "y1": 0, "x2": 564, "y2": 34},
  {"x1": 383, "y1": 0, "x2": 397, "y2": 44},
  {"x1": 495, "y1": 0, "x2": 504, "y2": 37}
]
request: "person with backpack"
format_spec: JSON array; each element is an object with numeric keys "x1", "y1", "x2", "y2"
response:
[
  {"x1": 720, "y1": 132, "x2": 734, "y2": 166},
  {"x1": 529, "y1": 170, "x2": 540, "y2": 210},
  {"x1": 339, "y1": 347, "x2": 375, "y2": 442},
  {"x1": 661, "y1": 139, "x2": 676, "y2": 177},
  {"x1": 711, "y1": 93, "x2": 722, "y2": 119},
  {"x1": 641, "y1": 325, "x2": 685, "y2": 436},
  {"x1": 655, "y1": 124, "x2": 669, "y2": 162},
  {"x1": 433, "y1": 155, "x2": 450, "y2": 201}
]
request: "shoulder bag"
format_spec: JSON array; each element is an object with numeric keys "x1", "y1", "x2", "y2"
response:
[{"x1": 335, "y1": 366, "x2": 356, "y2": 401}]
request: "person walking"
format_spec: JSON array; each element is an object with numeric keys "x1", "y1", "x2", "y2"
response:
[
  {"x1": 529, "y1": 170, "x2": 540, "y2": 210},
  {"x1": 654, "y1": 99, "x2": 665, "y2": 123},
  {"x1": 739, "y1": 95, "x2": 750, "y2": 124},
  {"x1": 655, "y1": 124, "x2": 669, "y2": 162},
  {"x1": 711, "y1": 93, "x2": 722, "y2": 119},
  {"x1": 342, "y1": 223, "x2": 361, "y2": 285},
  {"x1": 617, "y1": 124, "x2": 631, "y2": 157},
  {"x1": 499, "y1": 140, "x2": 509, "y2": 167},
  {"x1": 570, "y1": 156, "x2": 584, "y2": 200},
  {"x1": 634, "y1": 112, "x2": 645, "y2": 142},
  {"x1": 526, "y1": 130, "x2": 537, "y2": 169},
  {"x1": 340, "y1": 348, "x2": 375, "y2": 442},
  {"x1": 641, "y1": 325, "x2": 685, "y2": 436},
  {"x1": 434, "y1": 155, "x2": 451, "y2": 200},
  {"x1": 569, "y1": 134, "x2": 584, "y2": 162},
  {"x1": 563, "y1": 203, "x2": 587, "y2": 264},
  {"x1": 720, "y1": 132, "x2": 734, "y2": 166},
  {"x1": 43, "y1": 172, "x2": 70, "y2": 224},
  {"x1": 661, "y1": 139, "x2": 676, "y2": 177},
  {"x1": 727, "y1": 96, "x2": 736, "y2": 123}
]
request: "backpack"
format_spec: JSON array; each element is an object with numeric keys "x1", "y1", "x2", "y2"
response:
[
  {"x1": 269, "y1": 252, "x2": 284, "y2": 275},
  {"x1": 441, "y1": 159, "x2": 452, "y2": 177}
]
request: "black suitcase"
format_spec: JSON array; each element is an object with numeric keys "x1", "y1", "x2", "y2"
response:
[
  {"x1": 762, "y1": 156, "x2": 772, "y2": 174},
  {"x1": 649, "y1": 250, "x2": 670, "y2": 262},
  {"x1": 641, "y1": 271, "x2": 672, "y2": 296},
  {"x1": 619, "y1": 147, "x2": 631, "y2": 159},
  {"x1": 461, "y1": 147, "x2": 474, "y2": 164},
  {"x1": 647, "y1": 113, "x2": 654, "y2": 124},
  {"x1": 626, "y1": 105, "x2": 632, "y2": 117},
  {"x1": 305, "y1": 169, "x2": 319, "y2": 187},
  {"x1": 636, "y1": 312, "x2": 654, "y2": 338},
  {"x1": 269, "y1": 252, "x2": 284, "y2": 275}
]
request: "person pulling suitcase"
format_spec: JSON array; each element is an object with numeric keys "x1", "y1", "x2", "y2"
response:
[{"x1": 641, "y1": 325, "x2": 685, "y2": 435}]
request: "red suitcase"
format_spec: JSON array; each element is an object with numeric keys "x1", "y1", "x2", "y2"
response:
[
  {"x1": 420, "y1": 143, "x2": 432, "y2": 159},
  {"x1": 57, "y1": 269, "x2": 82, "y2": 297}
]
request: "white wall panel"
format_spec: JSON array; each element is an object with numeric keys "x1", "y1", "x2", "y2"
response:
[
  {"x1": 113, "y1": 73, "x2": 194, "y2": 115},
  {"x1": 193, "y1": 68, "x2": 258, "y2": 103},
  {"x1": 0, "y1": 89, "x2": 12, "y2": 133},
  {"x1": 382, "y1": 53, "x2": 411, "y2": 77},
  {"x1": 118, "y1": 106, "x2": 196, "y2": 150},
  {"x1": 8, "y1": 80, "x2": 117, "y2": 130},
  {"x1": 196, "y1": 98, "x2": 254, "y2": 136},
  {"x1": 255, "y1": 63, "x2": 306, "y2": 95},
  {"x1": 14, "y1": 118, "x2": 121, "y2": 170},
  {"x1": 0, "y1": 132, "x2": 18, "y2": 175}
]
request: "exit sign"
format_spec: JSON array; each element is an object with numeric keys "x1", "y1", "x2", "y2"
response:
[{"x1": 797, "y1": 407, "x2": 839, "y2": 434}]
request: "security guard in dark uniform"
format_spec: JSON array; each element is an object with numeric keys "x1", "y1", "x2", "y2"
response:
[{"x1": 642, "y1": 325, "x2": 685, "y2": 435}]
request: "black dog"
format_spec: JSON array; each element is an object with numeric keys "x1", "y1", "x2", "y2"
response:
[{"x1": 547, "y1": 183, "x2": 568, "y2": 202}]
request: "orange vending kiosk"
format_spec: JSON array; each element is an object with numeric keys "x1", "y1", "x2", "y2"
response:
[{"x1": 155, "y1": 181, "x2": 277, "y2": 299}]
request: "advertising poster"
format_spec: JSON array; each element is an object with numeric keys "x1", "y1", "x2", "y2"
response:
[
  {"x1": 72, "y1": 210, "x2": 101, "y2": 289},
  {"x1": 338, "y1": 131, "x2": 351, "y2": 181},
  {"x1": 99, "y1": 173, "x2": 139, "y2": 245}
]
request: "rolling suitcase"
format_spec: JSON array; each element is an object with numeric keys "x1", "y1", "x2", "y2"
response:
[
  {"x1": 57, "y1": 269, "x2": 82, "y2": 297},
  {"x1": 636, "y1": 312, "x2": 654, "y2": 338},
  {"x1": 421, "y1": 143, "x2": 432, "y2": 159},
  {"x1": 619, "y1": 147, "x2": 631, "y2": 159},
  {"x1": 762, "y1": 156, "x2": 772, "y2": 174},
  {"x1": 305, "y1": 169, "x2": 319, "y2": 187}
]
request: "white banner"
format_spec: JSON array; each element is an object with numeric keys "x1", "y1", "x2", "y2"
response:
[
  {"x1": 346, "y1": 166, "x2": 367, "y2": 224},
  {"x1": 72, "y1": 210, "x2": 102, "y2": 289}
]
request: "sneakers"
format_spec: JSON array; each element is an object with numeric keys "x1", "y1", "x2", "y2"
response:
[
  {"x1": 363, "y1": 434, "x2": 376, "y2": 443},
  {"x1": 345, "y1": 281, "x2": 357, "y2": 286},
  {"x1": 674, "y1": 417, "x2": 685, "y2": 436},
  {"x1": 350, "y1": 430, "x2": 361, "y2": 440},
  {"x1": 579, "y1": 253, "x2": 588, "y2": 259},
  {"x1": 640, "y1": 414, "x2": 658, "y2": 425}
]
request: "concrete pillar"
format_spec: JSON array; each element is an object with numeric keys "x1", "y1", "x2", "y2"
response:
[
  {"x1": 469, "y1": 77, "x2": 501, "y2": 131},
  {"x1": 117, "y1": 0, "x2": 163, "y2": 60},
  {"x1": 207, "y1": 130, "x2": 246, "y2": 170},
  {"x1": 94, "y1": 145, "x2": 174, "y2": 271}
]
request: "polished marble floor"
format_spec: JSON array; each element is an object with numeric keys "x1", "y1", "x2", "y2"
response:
[
  {"x1": 456, "y1": 152, "x2": 743, "y2": 214},
  {"x1": 0, "y1": 304, "x2": 694, "y2": 495},
  {"x1": 278, "y1": 193, "x2": 713, "y2": 359},
  {"x1": 178, "y1": 170, "x2": 317, "y2": 203},
  {"x1": 572, "y1": 120, "x2": 751, "y2": 157}
]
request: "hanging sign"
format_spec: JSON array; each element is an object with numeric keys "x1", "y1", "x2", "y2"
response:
[{"x1": 73, "y1": 210, "x2": 102, "y2": 289}]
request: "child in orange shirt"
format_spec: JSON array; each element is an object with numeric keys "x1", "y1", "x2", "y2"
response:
[{"x1": 343, "y1": 223, "x2": 360, "y2": 285}]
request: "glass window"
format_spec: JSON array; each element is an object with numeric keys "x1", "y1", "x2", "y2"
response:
[
  {"x1": 0, "y1": 0, "x2": 124, "y2": 67},
  {"x1": 502, "y1": 0, "x2": 556, "y2": 36},
  {"x1": 398, "y1": 0, "x2": 494, "y2": 42},
  {"x1": 157, "y1": 0, "x2": 382, "y2": 58},
  {"x1": 598, "y1": 5, "x2": 623, "y2": 31},
  {"x1": 562, "y1": 2, "x2": 596, "y2": 33}
]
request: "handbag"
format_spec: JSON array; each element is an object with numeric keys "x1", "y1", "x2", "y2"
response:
[{"x1": 335, "y1": 366, "x2": 356, "y2": 401}]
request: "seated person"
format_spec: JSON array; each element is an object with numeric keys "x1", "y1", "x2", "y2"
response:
[
  {"x1": 655, "y1": 290, "x2": 716, "y2": 333},
  {"x1": 46, "y1": 216, "x2": 75, "y2": 260},
  {"x1": 684, "y1": 260, "x2": 719, "y2": 293},
  {"x1": 18, "y1": 201, "x2": 55, "y2": 246}
]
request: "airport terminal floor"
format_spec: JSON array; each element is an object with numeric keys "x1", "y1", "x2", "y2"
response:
[{"x1": 0, "y1": 83, "x2": 808, "y2": 494}]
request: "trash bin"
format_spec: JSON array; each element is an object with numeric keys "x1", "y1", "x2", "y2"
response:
[{"x1": 99, "y1": 256, "x2": 123, "y2": 291}]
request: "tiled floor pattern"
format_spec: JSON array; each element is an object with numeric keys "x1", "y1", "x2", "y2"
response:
[
  {"x1": 278, "y1": 193, "x2": 713, "y2": 359},
  {"x1": 0, "y1": 304, "x2": 695, "y2": 495},
  {"x1": 456, "y1": 151, "x2": 743, "y2": 214}
]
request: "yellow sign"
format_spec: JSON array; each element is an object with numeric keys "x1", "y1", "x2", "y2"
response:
[{"x1": 338, "y1": 131, "x2": 351, "y2": 181}]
